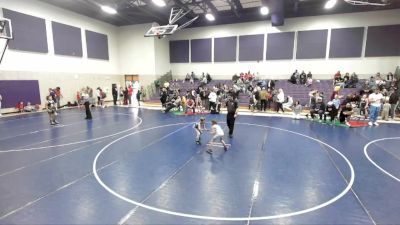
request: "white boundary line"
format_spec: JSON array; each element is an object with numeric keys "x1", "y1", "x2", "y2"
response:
[
  {"x1": 363, "y1": 137, "x2": 400, "y2": 182},
  {"x1": 0, "y1": 114, "x2": 142, "y2": 153},
  {"x1": 93, "y1": 122, "x2": 355, "y2": 221}
]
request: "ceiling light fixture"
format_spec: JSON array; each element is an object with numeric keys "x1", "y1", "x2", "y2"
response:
[
  {"x1": 324, "y1": 0, "x2": 337, "y2": 9},
  {"x1": 152, "y1": 0, "x2": 166, "y2": 7},
  {"x1": 205, "y1": 13, "x2": 215, "y2": 21},
  {"x1": 101, "y1": 5, "x2": 117, "y2": 14},
  {"x1": 260, "y1": 6, "x2": 269, "y2": 15}
]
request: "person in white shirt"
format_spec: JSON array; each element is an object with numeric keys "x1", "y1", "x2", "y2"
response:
[
  {"x1": 208, "y1": 90, "x2": 217, "y2": 113},
  {"x1": 276, "y1": 88, "x2": 285, "y2": 113},
  {"x1": 207, "y1": 120, "x2": 228, "y2": 154},
  {"x1": 368, "y1": 88, "x2": 383, "y2": 126}
]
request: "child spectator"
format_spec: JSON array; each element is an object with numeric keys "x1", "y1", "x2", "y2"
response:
[
  {"x1": 207, "y1": 120, "x2": 228, "y2": 154},
  {"x1": 24, "y1": 102, "x2": 35, "y2": 112},
  {"x1": 16, "y1": 101, "x2": 24, "y2": 113},
  {"x1": 381, "y1": 100, "x2": 391, "y2": 121},
  {"x1": 360, "y1": 94, "x2": 368, "y2": 119},
  {"x1": 194, "y1": 117, "x2": 206, "y2": 144},
  {"x1": 292, "y1": 101, "x2": 302, "y2": 119},
  {"x1": 186, "y1": 98, "x2": 195, "y2": 114}
]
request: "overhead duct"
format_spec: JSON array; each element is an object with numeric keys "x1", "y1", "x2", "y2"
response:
[
  {"x1": 263, "y1": 0, "x2": 285, "y2": 26},
  {"x1": 344, "y1": 0, "x2": 392, "y2": 6}
]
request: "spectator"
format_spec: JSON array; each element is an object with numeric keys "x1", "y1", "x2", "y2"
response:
[
  {"x1": 259, "y1": 87, "x2": 268, "y2": 112},
  {"x1": 381, "y1": 100, "x2": 391, "y2": 121},
  {"x1": 368, "y1": 88, "x2": 383, "y2": 126},
  {"x1": 226, "y1": 95, "x2": 238, "y2": 138},
  {"x1": 55, "y1": 87, "x2": 62, "y2": 109},
  {"x1": 324, "y1": 101, "x2": 338, "y2": 123},
  {"x1": 307, "y1": 71, "x2": 312, "y2": 79},
  {"x1": 16, "y1": 101, "x2": 24, "y2": 113},
  {"x1": 388, "y1": 90, "x2": 399, "y2": 119},
  {"x1": 283, "y1": 96, "x2": 293, "y2": 111},
  {"x1": 309, "y1": 97, "x2": 325, "y2": 121},
  {"x1": 289, "y1": 73, "x2": 296, "y2": 84},
  {"x1": 276, "y1": 88, "x2": 285, "y2": 113},
  {"x1": 112, "y1": 85, "x2": 118, "y2": 105},
  {"x1": 292, "y1": 101, "x2": 302, "y2": 119},
  {"x1": 24, "y1": 102, "x2": 35, "y2": 112},
  {"x1": 163, "y1": 95, "x2": 181, "y2": 113},
  {"x1": 339, "y1": 103, "x2": 353, "y2": 125},
  {"x1": 300, "y1": 71, "x2": 307, "y2": 85},
  {"x1": 186, "y1": 97, "x2": 195, "y2": 114},
  {"x1": 360, "y1": 94, "x2": 368, "y2": 119}
]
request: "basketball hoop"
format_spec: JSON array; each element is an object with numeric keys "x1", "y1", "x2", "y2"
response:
[{"x1": 0, "y1": 17, "x2": 12, "y2": 64}]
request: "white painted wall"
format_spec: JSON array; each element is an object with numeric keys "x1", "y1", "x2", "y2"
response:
[
  {"x1": 118, "y1": 23, "x2": 156, "y2": 76},
  {"x1": 0, "y1": 0, "x2": 123, "y2": 110},
  {"x1": 154, "y1": 37, "x2": 171, "y2": 76},
  {"x1": 170, "y1": 9, "x2": 400, "y2": 79},
  {"x1": 0, "y1": 0, "x2": 119, "y2": 74}
]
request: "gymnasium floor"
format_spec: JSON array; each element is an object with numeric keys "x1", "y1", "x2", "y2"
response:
[{"x1": 0, "y1": 107, "x2": 399, "y2": 225}]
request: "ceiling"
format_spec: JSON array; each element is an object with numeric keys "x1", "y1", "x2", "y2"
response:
[{"x1": 40, "y1": 0, "x2": 400, "y2": 27}]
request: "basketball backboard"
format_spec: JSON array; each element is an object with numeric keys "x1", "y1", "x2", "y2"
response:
[
  {"x1": 0, "y1": 17, "x2": 12, "y2": 40},
  {"x1": 144, "y1": 24, "x2": 178, "y2": 37}
]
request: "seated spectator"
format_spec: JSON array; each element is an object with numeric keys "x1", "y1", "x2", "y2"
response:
[
  {"x1": 306, "y1": 77, "x2": 313, "y2": 87},
  {"x1": 16, "y1": 101, "x2": 24, "y2": 113},
  {"x1": 299, "y1": 71, "x2": 307, "y2": 85},
  {"x1": 24, "y1": 102, "x2": 35, "y2": 112},
  {"x1": 283, "y1": 96, "x2": 293, "y2": 111},
  {"x1": 185, "y1": 73, "x2": 191, "y2": 81},
  {"x1": 339, "y1": 103, "x2": 353, "y2": 125},
  {"x1": 163, "y1": 95, "x2": 181, "y2": 113},
  {"x1": 232, "y1": 74, "x2": 240, "y2": 83},
  {"x1": 334, "y1": 71, "x2": 342, "y2": 82},
  {"x1": 206, "y1": 73, "x2": 212, "y2": 83},
  {"x1": 308, "y1": 97, "x2": 325, "y2": 120},
  {"x1": 324, "y1": 101, "x2": 338, "y2": 123},
  {"x1": 307, "y1": 71, "x2": 312, "y2": 79},
  {"x1": 267, "y1": 79, "x2": 275, "y2": 90},
  {"x1": 368, "y1": 76, "x2": 376, "y2": 90},
  {"x1": 292, "y1": 101, "x2": 302, "y2": 119},
  {"x1": 349, "y1": 72, "x2": 358, "y2": 88},
  {"x1": 191, "y1": 71, "x2": 197, "y2": 80},
  {"x1": 289, "y1": 73, "x2": 296, "y2": 84},
  {"x1": 387, "y1": 72, "x2": 394, "y2": 81},
  {"x1": 186, "y1": 98, "x2": 195, "y2": 114}
]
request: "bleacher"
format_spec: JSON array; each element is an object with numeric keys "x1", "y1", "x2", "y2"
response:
[{"x1": 145, "y1": 79, "x2": 362, "y2": 107}]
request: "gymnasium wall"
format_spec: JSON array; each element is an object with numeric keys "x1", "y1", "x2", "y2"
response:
[
  {"x1": 169, "y1": 9, "x2": 400, "y2": 80},
  {"x1": 0, "y1": 0, "x2": 122, "y2": 110}
]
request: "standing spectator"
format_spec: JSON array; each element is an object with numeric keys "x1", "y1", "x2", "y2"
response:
[
  {"x1": 388, "y1": 90, "x2": 399, "y2": 119},
  {"x1": 226, "y1": 96, "x2": 238, "y2": 138},
  {"x1": 276, "y1": 89, "x2": 285, "y2": 113},
  {"x1": 136, "y1": 88, "x2": 142, "y2": 107},
  {"x1": 299, "y1": 71, "x2": 307, "y2": 85},
  {"x1": 99, "y1": 88, "x2": 106, "y2": 108},
  {"x1": 112, "y1": 85, "x2": 118, "y2": 105},
  {"x1": 119, "y1": 87, "x2": 124, "y2": 105},
  {"x1": 381, "y1": 100, "x2": 391, "y2": 121},
  {"x1": 208, "y1": 90, "x2": 217, "y2": 113},
  {"x1": 128, "y1": 85, "x2": 133, "y2": 105},
  {"x1": 259, "y1": 87, "x2": 268, "y2": 112},
  {"x1": 368, "y1": 88, "x2": 383, "y2": 126},
  {"x1": 82, "y1": 91, "x2": 92, "y2": 120},
  {"x1": 55, "y1": 87, "x2": 62, "y2": 109}
]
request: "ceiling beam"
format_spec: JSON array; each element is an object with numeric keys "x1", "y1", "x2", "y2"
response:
[
  {"x1": 203, "y1": 0, "x2": 218, "y2": 13},
  {"x1": 231, "y1": 0, "x2": 243, "y2": 11},
  {"x1": 172, "y1": 0, "x2": 197, "y2": 17}
]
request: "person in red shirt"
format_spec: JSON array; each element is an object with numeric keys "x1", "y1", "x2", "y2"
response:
[
  {"x1": 16, "y1": 101, "x2": 24, "y2": 113},
  {"x1": 128, "y1": 85, "x2": 133, "y2": 105}
]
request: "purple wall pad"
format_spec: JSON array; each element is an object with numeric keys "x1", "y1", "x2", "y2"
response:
[
  {"x1": 85, "y1": 30, "x2": 109, "y2": 60},
  {"x1": 0, "y1": 80, "x2": 41, "y2": 108},
  {"x1": 170, "y1": 40, "x2": 189, "y2": 63},
  {"x1": 52, "y1": 21, "x2": 83, "y2": 57},
  {"x1": 329, "y1": 27, "x2": 364, "y2": 58},
  {"x1": 296, "y1": 29, "x2": 328, "y2": 59},
  {"x1": 266, "y1": 32, "x2": 295, "y2": 60},
  {"x1": 2, "y1": 8, "x2": 48, "y2": 53},
  {"x1": 214, "y1": 36, "x2": 237, "y2": 62},
  {"x1": 191, "y1": 38, "x2": 212, "y2": 62},
  {"x1": 239, "y1": 34, "x2": 264, "y2": 61},
  {"x1": 365, "y1": 24, "x2": 400, "y2": 57}
]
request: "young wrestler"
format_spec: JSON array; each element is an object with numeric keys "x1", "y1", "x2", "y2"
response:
[
  {"x1": 207, "y1": 120, "x2": 228, "y2": 154},
  {"x1": 47, "y1": 96, "x2": 59, "y2": 125},
  {"x1": 194, "y1": 117, "x2": 206, "y2": 144}
]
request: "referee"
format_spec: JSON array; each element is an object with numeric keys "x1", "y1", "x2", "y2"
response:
[{"x1": 226, "y1": 95, "x2": 239, "y2": 138}]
